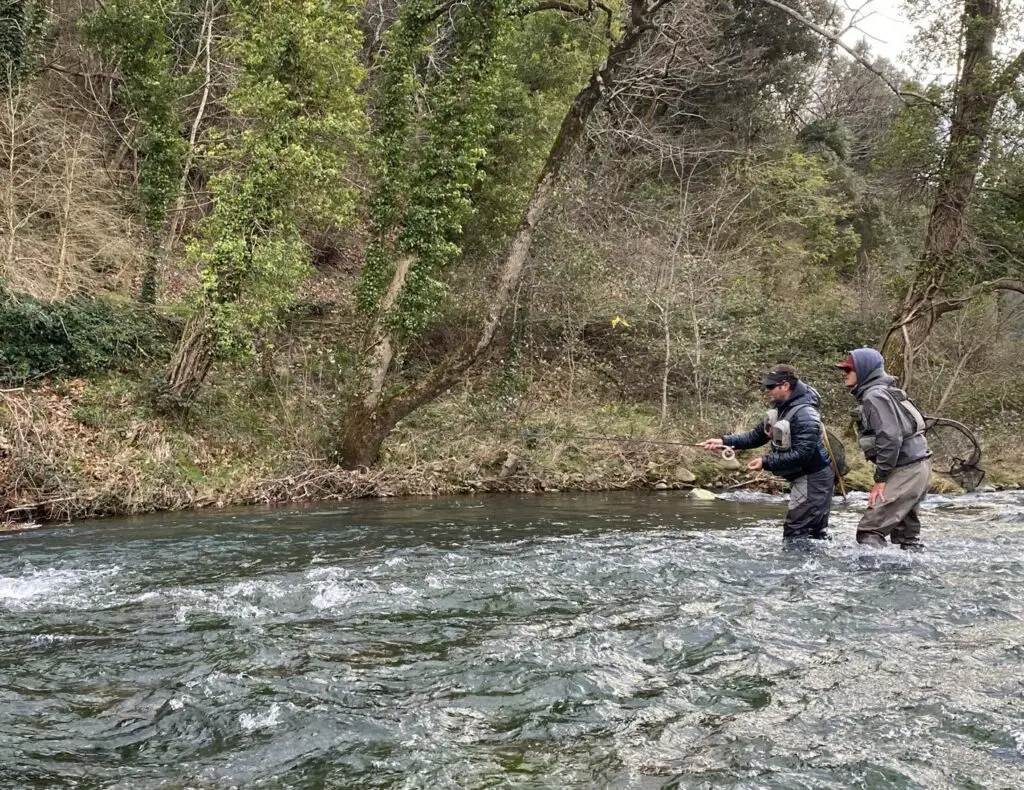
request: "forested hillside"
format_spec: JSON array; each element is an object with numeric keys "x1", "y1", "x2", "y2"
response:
[{"x1": 1, "y1": 0, "x2": 1022, "y2": 522}]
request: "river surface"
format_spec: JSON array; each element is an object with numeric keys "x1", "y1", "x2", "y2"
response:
[{"x1": 1, "y1": 490, "x2": 1023, "y2": 789}]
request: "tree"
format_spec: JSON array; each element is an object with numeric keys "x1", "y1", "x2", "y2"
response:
[
  {"x1": 335, "y1": 0, "x2": 745, "y2": 467},
  {"x1": 82, "y1": 0, "x2": 198, "y2": 304},
  {"x1": 161, "y1": 0, "x2": 365, "y2": 405},
  {"x1": 879, "y1": 0, "x2": 1024, "y2": 384}
]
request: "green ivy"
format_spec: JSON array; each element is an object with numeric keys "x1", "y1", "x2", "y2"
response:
[
  {"x1": 189, "y1": 0, "x2": 365, "y2": 359},
  {"x1": 81, "y1": 1, "x2": 192, "y2": 233},
  {"x1": 0, "y1": 295, "x2": 169, "y2": 385},
  {"x1": 358, "y1": 0, "x2": 522, "y2": 339},
  {"x1": 0, "y1": 0, "x2": 49, "y2": 88}
]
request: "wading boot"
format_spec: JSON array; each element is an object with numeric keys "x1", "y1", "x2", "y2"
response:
[
  {"x1": 856, "y1": 532, "x2": 887, "y2": 548},
  {"x1": 899, "y1": 541, "x2": 925, "y2": 553}
]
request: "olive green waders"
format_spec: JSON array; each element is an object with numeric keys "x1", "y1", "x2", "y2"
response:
[{"x1": 856, "y1": 458, "x2": 931, "y2": 549}]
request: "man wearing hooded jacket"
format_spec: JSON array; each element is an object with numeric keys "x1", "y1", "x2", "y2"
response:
[
  {"x1": 701, "y1": 364, "x2": 834, "y2": 541},
  {"x1": 836, "y1": 347, "x2": 930, "y2": 550}
]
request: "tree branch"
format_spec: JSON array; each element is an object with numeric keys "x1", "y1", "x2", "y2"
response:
[
  {"x1": 757, "y1": 0, "x2": 943, "y2": 110},
  {"x1": 995, "y1": 47, "x2": 1024, "y2": 93},
  {"x1": 933, "y1": 277, "x2": 1024, "y2": 316},
  {"x1": 41, "y1": 62, "x2": 116, "y2": 80},
  {"x1": 523, "y1": 1, "x2": 615, "y2": 39}
]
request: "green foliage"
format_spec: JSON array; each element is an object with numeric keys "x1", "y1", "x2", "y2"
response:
[
  {"x1": 741, "y1": 152, "x2": 860, "y2": 271},
  {"x1": 72, "y1": 404, "x2": 106, "y2": 429},
  {"x1": 191, "y1": 0, "x2": 365, "y2": 359},
  {"x1": 0, "y1": 0, "x2": 49, "y2": 88},
  {"x1": 0, "y1": 295, "x2": 169, "y2": 385},
  {"x1": 975, "y1": 150, "x2": 1024, "y2": 278},
  {"x1": 358, "y1": 0, "x2": 527, "y2": 339},
  {"x1": 797, "y1": 118, "x2": 852, "y2": 162},
  {"x1": 461, "y1": 13, "x2": 608, "y2": 261},
  {"x1": 871, "y1": 88, "x2": 945, "y2": 184}
]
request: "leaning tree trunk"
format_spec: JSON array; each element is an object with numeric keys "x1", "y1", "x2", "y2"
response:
[
  {"x1": 881, "y1": 0, "x2": 1016, "y2": 386},
  {"x1": 333, "y1": 5, "x2": 658, "y2": 468}
]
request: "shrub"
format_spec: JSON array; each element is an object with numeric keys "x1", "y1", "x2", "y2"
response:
[{"x1": 0, "y1": 294, "x2": 170, "y2": 385}]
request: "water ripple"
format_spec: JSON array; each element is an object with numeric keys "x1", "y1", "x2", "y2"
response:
[{"x1": 1, "y1": 490, "x2": 1023, "y2": 788}]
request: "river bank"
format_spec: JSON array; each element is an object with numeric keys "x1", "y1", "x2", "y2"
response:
[{"x1": 2, "y1": 371, "x2": 1020, "y2": 527}]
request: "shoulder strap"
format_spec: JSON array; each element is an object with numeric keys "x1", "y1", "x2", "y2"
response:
[
  {"x1": 881, "y1": 386, "x2": 926, "y2": 434},
  {"x1": 784, "y1": 402, "x2": 819, "y2": 422}
]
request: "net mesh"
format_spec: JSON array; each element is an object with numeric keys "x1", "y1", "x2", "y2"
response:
[
  {"x1": 823, "y1": 428, "x2": 847, "y2": 476},
  {"x1": 950, "y1": 462, "x2": 986, "y2": 492},
  {"x1": 924, "y1": 417, "x2": 984, "y2": 492}
]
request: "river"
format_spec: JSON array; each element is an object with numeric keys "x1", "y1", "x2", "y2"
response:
[{"x1": 1, "y1": 490, "x2": 1022, "y2": 788}]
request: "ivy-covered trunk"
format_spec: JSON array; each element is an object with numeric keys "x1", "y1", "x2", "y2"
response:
[
  {"x1": 333, "y1": 1, "x2": 659, "y2": 468},
  {"x1": 164, "y1": 312, "x2": 215, "y2": 404},
  {"x1": 881, "y1": 0, "x2": 1021, "y2": 385}
]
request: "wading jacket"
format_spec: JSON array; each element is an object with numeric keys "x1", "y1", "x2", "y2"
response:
[
  {"x1": 851, "y1": 369, "x2": 930, "y2": 483},
  {"x1": 723, "y1": 382, "x2": 831, "y2": 482}
]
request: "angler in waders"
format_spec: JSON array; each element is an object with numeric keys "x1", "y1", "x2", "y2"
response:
[
  {"x1": 701, "y1": 365, "x2": 834, "y2": 542},
  {"x1": 836, "y1": 348, "x2": 930, "y2": 551}
]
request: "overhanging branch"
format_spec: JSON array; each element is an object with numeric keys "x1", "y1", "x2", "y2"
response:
[
  {"x1": 933, "y1": 277, "x2": 1024, "y2": 316},
  {"x1": 757, "y1": 0, "x2": 943, "y2": 110},
  {"x1": 996, "y1": 48, "x2": 1024, "y2": 91},
  {"x1": 523, "y1": 0, "x2": 615, "y2": 38}
]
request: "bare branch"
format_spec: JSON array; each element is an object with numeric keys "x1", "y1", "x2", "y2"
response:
[
  {"x1": 933, "y1": 277, "x2": 1024, "y2": 316},
  {"x1": 757, "y1": 0, "x2": 943, "y2": 110}
]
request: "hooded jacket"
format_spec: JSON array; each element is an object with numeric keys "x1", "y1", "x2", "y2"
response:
[
  {"x1": 847, "y1": 348, "x2": 930, "y2": 483},
  {"x1": 723, "y1": 380, "x2": 831, "y2": 481}
]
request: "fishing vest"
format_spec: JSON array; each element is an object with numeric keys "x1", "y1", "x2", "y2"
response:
[
  {"x1": 853, "y1": 386, "x2": 927, "y2": 457},
  {"x1": 764, "y1": 403, "x2": 820, "y2": 452}
]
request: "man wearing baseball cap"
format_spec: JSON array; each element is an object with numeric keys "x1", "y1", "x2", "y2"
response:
[
  {"x1": 701, "y1": 364, "x2": 834, "y2": 541},
  {"x1": 836, "y1": 348, "x2": 930, "y2": 550}
]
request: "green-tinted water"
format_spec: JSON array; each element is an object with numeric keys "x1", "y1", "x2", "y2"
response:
[{"x1": 2, "y1": 491, "x2": 1022, "y2": 788}]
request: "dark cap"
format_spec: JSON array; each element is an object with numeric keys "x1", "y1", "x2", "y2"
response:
[
  {"x1": 834, "y1": 353, "x2": 855, "y2": 371},
  {"x1": 760, "y1": 364, "x2": 798, "y2": 388}
]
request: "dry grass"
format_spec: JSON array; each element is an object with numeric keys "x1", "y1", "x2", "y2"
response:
[{"x1": 1, "y1": 89, "x2": 145, "y2": 299}]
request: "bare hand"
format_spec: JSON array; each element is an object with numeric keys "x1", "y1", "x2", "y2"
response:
[
  {"x1": 700, "y1": 438, "x2": 724, "y2": 451},
  {"x1": 868, "y1": 482, "x2": 886, "y2": 508},
  {"x1": 746, "y1": 457, "x2": 763, "y2": 471}
]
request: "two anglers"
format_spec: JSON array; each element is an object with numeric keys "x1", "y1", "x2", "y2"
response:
[{"x1": 701, "y1": 348, "x2": 931, "y2": 549}]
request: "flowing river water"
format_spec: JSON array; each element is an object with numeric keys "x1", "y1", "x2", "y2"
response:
[{"x1": 1, "y1": 490, "x2": 1023, "y2": 789}]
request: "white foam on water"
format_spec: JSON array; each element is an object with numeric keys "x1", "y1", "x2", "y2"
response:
[
  {"x1": 28, "y1": 633, "x2": 78, "y2": 647},
  {"x1": 1009, "y1": 726, "x2": 1024, "y2": 756},
  {"x1": 223, "y1": 579, "x2": 288, "y2": 600},
  {"x1": 239, "y1": 702, "x2": 284, "y2": 731},
  {"x1": 0, "y1": 566, "x2": 121, "y2": 610},
  {"x1": 168, "y1": 586, "x2": 271, "y2": 623}
]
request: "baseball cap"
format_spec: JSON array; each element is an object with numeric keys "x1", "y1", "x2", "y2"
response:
[{"x1": 760, "y1": 364, "x2": 798, "y2": 388}]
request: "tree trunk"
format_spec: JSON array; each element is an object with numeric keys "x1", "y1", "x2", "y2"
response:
[
  {"x1": 881, "y1": 0, "x2": 1007, "y2": 385},
  {"x1": 332, "y1": 400, "x2": 401, "y2": 468},
  {"x1": 333, "y1": 5, "x2": 658, "y2": 468},
  {"x1": 164, "y1": 311, "x2": 215, "y2": 405}
]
